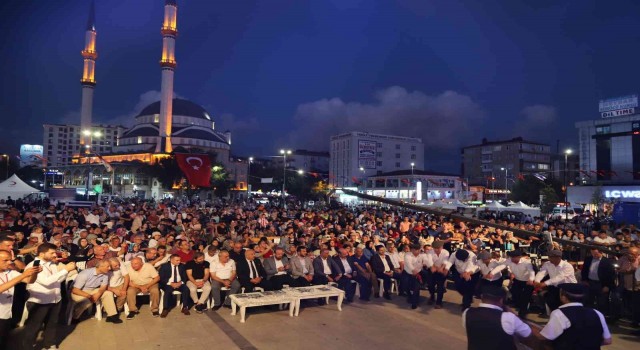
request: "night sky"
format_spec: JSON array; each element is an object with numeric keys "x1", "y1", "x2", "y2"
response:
[{"x1": 1, "y1": 0, "x2": 639, "y2": 172}]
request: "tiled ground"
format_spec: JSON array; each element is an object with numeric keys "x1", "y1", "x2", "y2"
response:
[{"x1": 11, "y1": 290, "x2": 640, "y2": 350}]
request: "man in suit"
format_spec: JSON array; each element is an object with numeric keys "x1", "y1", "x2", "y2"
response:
[
  {"x1": 312, "y1": 248, "x2": 340, "y2": 285},
  {"x1": 290, "y1": 245, "x2": 314, "y2": 287},
  {"x1": 332, "y1": 248, "x2": 358, "y2": 302},
  {"x1": 581, "y1": 247, "x2": 616, "y2": 314},
  {"x1": 370, "y1": 245, "x2": 395, "y2": 300},
  {"x1": 158, "y1": 254, "x2": 192, "y2": 317},
  {"x1": 236, "y1": 249, "x2": 271, "y2": 292},
  {"x1": 263, "y1": 247, "x2": 295, "y2": 290}
]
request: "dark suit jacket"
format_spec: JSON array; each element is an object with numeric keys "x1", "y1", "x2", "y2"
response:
[
  {"x1": 312, "y1": 256, "x2": 340, "y2": 278},
  {"x1": 370, "y1": 254, "x2": 395, "y2": 276},
  {"x1": 332, "y1": 255, "x2": 357, "y2": 276},
  {"x1": 581, "y1": 256, "x2": 616, "y2": 288},
  {"x1": 159, "y1": 262, "x2": 188, "y2": 287},
  {"x1": 236, "y1": 258, "x2": 267, "y2": 285}
]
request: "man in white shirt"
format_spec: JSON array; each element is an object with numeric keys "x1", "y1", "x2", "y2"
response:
[
  {"x1": 210, "y1": 250, "x2": 240, "y2": 309},
  {"x1": 478, "y1": 250, "x2": 503, "y2": 290},
  {"x1": 204, "y1": 245, "x2": 219, "y2": 267},
  {"x1": 22, "y1": 243, "x2": 76, "y2": 350},
  {"x1": 592, "y1": 231, "x2": 616, "y2": 246},
  {"x1": 0, "y1": 250, "x2": 40, "y2": 349},
  {"x1": 445, "y1": 248, "x2": 480, "y2": 311},
  {"x1": 427, "y1": 241, "x2": 450, "y2": 308},
  {"x1": 463, "y1": 285, "x2": 532, "y2": 349},
  {"x1": 536, "y1": 283, "x2": 612, "y2": 348},
  {"x1": 107, "y1": 257, "x2": 129, "y2": 314},
  {"x1": 534, "y1": 250, "x2": 577, "y2": 313},
  {"x1": 403, "y1": 244, "x2": 429, "y2": 309},
  {"x1": 497, "y1": 250, "x2": 535, "y2": 318}
]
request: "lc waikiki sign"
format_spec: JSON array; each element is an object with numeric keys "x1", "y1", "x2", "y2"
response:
[{"x1": 605, "y1": 189, "x2": 640, "y2": 199}]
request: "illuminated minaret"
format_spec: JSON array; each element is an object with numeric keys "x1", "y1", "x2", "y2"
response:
[
  {"x1": 79, "y1": 0, "x2": 97, "y2": 152},
  {"x1": 156, "y1": 0, "x2": 178, "y2": 153}
]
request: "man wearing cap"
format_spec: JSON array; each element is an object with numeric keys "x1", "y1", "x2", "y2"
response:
[
  {"x1": 463, "y1": 285, "x2": 532, "y2": 350},
  {"x1": 500, "y1": 250, "x2": 535, "y2": 318},
  {"x1": 444, "y1": 248, "x2": 480, "y2": 311},
  {"x1": 427, "y1": 240, "x2": 450, "y2": 308},
  {"x1": 535, "y1": 250, "x2": 577, "y2": 313},
  {"x1": 536, "y1": 283, "x2": 612, "y2": 349},
  {"x1": 478, "y1": 250, "x2": 503, "y2": 290}
]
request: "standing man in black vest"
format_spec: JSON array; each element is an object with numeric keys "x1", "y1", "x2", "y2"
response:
[
  {"x1": 463, "y1": 285, "x2": 533, "y2": 350},
  {"x1": 537, "y1": 283, "x2": 612, "y2": 349}
]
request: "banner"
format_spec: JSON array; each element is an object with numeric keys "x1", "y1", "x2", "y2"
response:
[
  {"x1": 261, "y1": 178, "x2": 273, "y2": 183},
  {"x1": 358, "y1": 140, "x2": 377, "y2": 169},
  {"x1": 175, "y1": 153, "x2": 212, "y2": 187}
]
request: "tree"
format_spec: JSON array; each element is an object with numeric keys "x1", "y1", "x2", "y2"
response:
[
  {"x1": 590, "y1": 185, "x2": 606, "y2": 209},
  {"x1": 539, "y1": 186, "x2": 560, "y2": 214},
  {"x1": 210, "y1": 164, "x2": 234, "y2": 197}
]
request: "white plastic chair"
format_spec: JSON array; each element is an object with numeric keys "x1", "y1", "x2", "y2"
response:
[
  {"x1": 159, "y1": 289, "x2": 183, "y2": 314},
  {"x1": 377, "y1": 278, "x2": 398, "y2": 297},
  {"x1": 196, "y1": 288, "x2": 212, "y2": 309}
]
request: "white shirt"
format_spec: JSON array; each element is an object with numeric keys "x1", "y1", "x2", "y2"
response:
[
  {"x1": 479, "y1": 260, "x2": 503, "y2": 281},
  {"x1": 211, "y1": 259, "x2": 235, "y2": 280},
  {"x1": 168, "y1": 263, "x2": 182, "y2": 283},
  {"x1": 445, "y1": 250, "x2": 479, "y2": 274},
  {"x1": 339, "y1": 258, "x2": 353, "y2": 274},
  {"x1": 247, "y1": 259, "x2": 259, "y2": 279},
  {"x1": 387, "y1": 252, "x2": 401, "y2": 269},
  {"x1": 540, "y1": 303, "x2": 611, "y2": 341},
  {"x1": 299, "y1": 257, "x2": 309, "y2": 274},
  {"x1": 0, "y1": 270, "x2": 21, "y2": 319},
  {"x1": 108, "y1": 264, "x2": 129, "y2": 288},
  {"x1": 462, "y1": 303, "x2": 532, "y2": 337},
  {"x1": 379, "y1": 255, "x2": 391, "y2": 272},
  {"x1": 26, "y1": 260, "x2": 69, "y2": 304},
  {"x1": 404, "y1": 253, "x2": 428, "y2": 275},
  {"x1": 535, "y1": 260, "x2": 577, "y2": 286},
  {"x1": 428, "y1": 249, "x2": 450, "y2": 269},
  {"x1": 593, "y1": 236, "x2": 616, "y2": 245},
  {"x1": 204, "y1": 251, "x2": 219, "y2": 267},
  {"x1": 495, "y1": 259, "x2": 535, "y2": 282},
  {"x1": 321, "y1": 258, "x2": 332, "y2": 275},
  {"x1": 274, "y1": 258, "x2": 286, "y2": 276}
]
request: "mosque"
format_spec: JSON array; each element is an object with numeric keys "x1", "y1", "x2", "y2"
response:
[{"x1": 53, "y1": 0, "x2": 248, "y2": 199}]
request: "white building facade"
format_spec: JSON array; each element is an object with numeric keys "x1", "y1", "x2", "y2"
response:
[
  {"x1": 330, "y1": 132, "x2": 424, "y2": 187},
  {"x1": 43, "y1": 124, "x2": 126, "y2": 167}
]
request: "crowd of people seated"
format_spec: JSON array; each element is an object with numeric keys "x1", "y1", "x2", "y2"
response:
[{"x1": 0, "y1": 197, "x2": 639, "y2": 349}]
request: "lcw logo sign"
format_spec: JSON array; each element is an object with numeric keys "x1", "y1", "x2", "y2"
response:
[{"x1": 605, "y1": 190, "x2": 640, "y2": 199}]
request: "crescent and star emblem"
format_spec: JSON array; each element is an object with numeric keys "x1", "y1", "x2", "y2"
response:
[{"x1": 185, "y1": 157, "x2": 203, "y2": 170}]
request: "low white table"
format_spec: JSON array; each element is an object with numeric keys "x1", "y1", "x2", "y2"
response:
[
  {"x1": 285, "y1": 285, "x2": 345, "y2": 317},
  {"x1": 229, "y1": 290, "x2": 295, "y2": 323}
]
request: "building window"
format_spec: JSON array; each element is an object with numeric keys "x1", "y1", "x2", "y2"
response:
[
  {"x1": 137, "y1": 136, "x2": 142, "y2": 144},
  {"x1": 395, "y1": 153, "x2": 400, "y2": 158},
  {"x1": 377, "y1": 152, "x2": 382, "y2": 157},
  {"x1": 154, "y1": 115, "x2": 159, "y2": 123},
  {"x1": 493, "y1": 146, "x2": 501, "y2": 151},
  {"x1": 411, "y1": 145, "x2": 416, "y2": 151},
  {"x1": 411, "y1": 154, "x2": 416, "y2": 160},
  {"x1": 395, "y1": 162, "x2": 400, "y2": 168},
  {"x1": 395, "y1": 144, "x2": 401, "y2": 149},
  {"x1": 376, "y1": 161, "x2": 382, "y2": 167},
  {"x1": 538, "y1": 164, "x2": 549, "y2": 170},
  {"x1": 595, "y1": 126, "x2": 610, "y2": 135},
  {"x1": 377, "y1": 143, "x2": 382, "y2": 148}
]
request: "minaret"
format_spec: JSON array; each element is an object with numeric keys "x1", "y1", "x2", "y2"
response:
[
  {"x1": 156, "y1": 0, "x2": 178, "y2": 153},
  {"x1": 80, "y1": 0, "x2": 97, "y2": 152}
]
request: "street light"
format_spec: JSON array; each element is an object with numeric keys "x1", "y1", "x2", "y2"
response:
[
  {"x1": 279, "y1": 149, "x2": 292, "y2": 208},
  {"x1": 297, "y1": 169, "x2": 304, "y2": 175},
  {"x1": 500, "y1": 167, "x2": 508, "y2": 192},
  {"x1": 1, "y1": 154, "x2": 8, "y2": 180},
  {"x1": 564, "y1": 149, "x2": 573, "y2": 221},
  {"x1": 247, "y1": 157, "x2": 253, "y2": 199},
  {"x1": 411, "y1": 162, "x2": 415, "y2": 176}
]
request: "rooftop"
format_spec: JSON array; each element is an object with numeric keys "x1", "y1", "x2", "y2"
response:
[{"x1": 462, "y1": 137, "x2": 548, "y2": 149}]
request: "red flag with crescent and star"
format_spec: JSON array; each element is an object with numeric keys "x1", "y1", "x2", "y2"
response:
[{"x1": 175, "y1": 153, "x2": 212, "y2": 187}]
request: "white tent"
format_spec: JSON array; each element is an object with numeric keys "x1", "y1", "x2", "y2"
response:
[
  {"x1": 0, "y1": 174, "x2": 41, "y2": 200},
  {"x1": 506, "y1": 201, "x2": 541, "y2": 216},
  {"x1": 483, "y1": 201, "x2": 506, "y2": 211},
  {"x1": 509, "y1": 201, "x2": 532, "y2": 209}
]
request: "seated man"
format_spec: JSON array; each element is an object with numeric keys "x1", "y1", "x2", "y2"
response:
[
  {"x1": 126, "y1": 257, "x2": 160, "y2": 319},
  {"x1": 86, "y1": 245, "x2": 115, "y2": 269},
  {"x1": 236, "y1": 249, "x2": 271, "y2": 292},
  {"x1": 185, "y1": 252, "x2": 211, "y2": 313},
  {"x1": 290, "y1": 246, "x2": 314, "y2": 287},
  {"x1": 106, "y1": 257, "x2": 129, "y2": 314},
  {"x1": 263, "y1": 247, "x2": 295, "y2": 290},
  {"x1": 71, "y1": 260, "x2": 122, "y2": 323},
  {"x1": 332, "y1": 248, "x2": 358, "y2": 302},
  {"x1": 370, "y1": 245, "x2": 395, "y2": 300},
  {"x1": 159, "y1": 254, "x2": 192, "y2": 317},
  {"x1": 210, "y1": 250, "x2": 241, "y2": 309},
  {"x1": 312, "y1": 248, "x2": 340, "y2": 285}
]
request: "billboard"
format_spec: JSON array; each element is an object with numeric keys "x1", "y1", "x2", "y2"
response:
[
  {"x1": 358, "y1": 140, "x2": 377, "y2": 169},
  {"x1": 599, "y1": 95, "x2": 638, "y2": 118},
  {"x1": 19, "y1": 144, "x2": 44, "y2": 167}
]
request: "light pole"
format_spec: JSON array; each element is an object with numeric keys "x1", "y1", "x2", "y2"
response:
[
  {"x1": 564, "y1": 149, "x2": 572, "y2": 221},
  {"x1": 279, "y1": 149, "x2": 292, "y2": 208},
  {"x1": 411, "y1": 162, "x2": 415, "y2": 176},
  {"x1": 1, "y1": 154, "x2": 8, "y2": 180},
  {"x1": 247, "y1": 157, "x2": 253, "y2": 199},
  {"x1": 500, "y1": 167, "x2": 508, "y2": 192}
]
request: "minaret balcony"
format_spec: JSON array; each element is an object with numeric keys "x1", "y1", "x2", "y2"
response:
[
  {"x1": 160, "y1": 59, "x2": 177, "y2": 69},
  {"x1": 161, "y1": 27, "x2": 178, "y2": 37},
  {"x1": 81, "y1": 50, "x2": 98, "y2": 60},
  {"x1": 80, "y1": 79, "x2": 96, "y2": 86}
]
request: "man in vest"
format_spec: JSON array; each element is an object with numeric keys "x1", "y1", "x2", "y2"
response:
[
  {"x1": 463, "y1": 285, "x2": 532, "y2": 350},
  {"x1": 537, "y1": 283, "x2": 612, "y2": 349}
]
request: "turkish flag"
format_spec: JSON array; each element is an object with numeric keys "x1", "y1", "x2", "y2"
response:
[{"x1": 175, "y1": 153, "x2": 211, "y2": 187}]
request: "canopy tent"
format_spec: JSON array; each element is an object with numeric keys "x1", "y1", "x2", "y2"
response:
[
  {"x1": 482, "y1": 201, "x2": 507, "y2": 211},
  {"x1": 505, "y1": 201, "x2": 541, "y2": 217},
  {"x1": 509, "y1": 201, "x2": 533, "y2": 209},
  {"x1": 0, "y1": 174, "x2": 41, "y2": 200}
]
